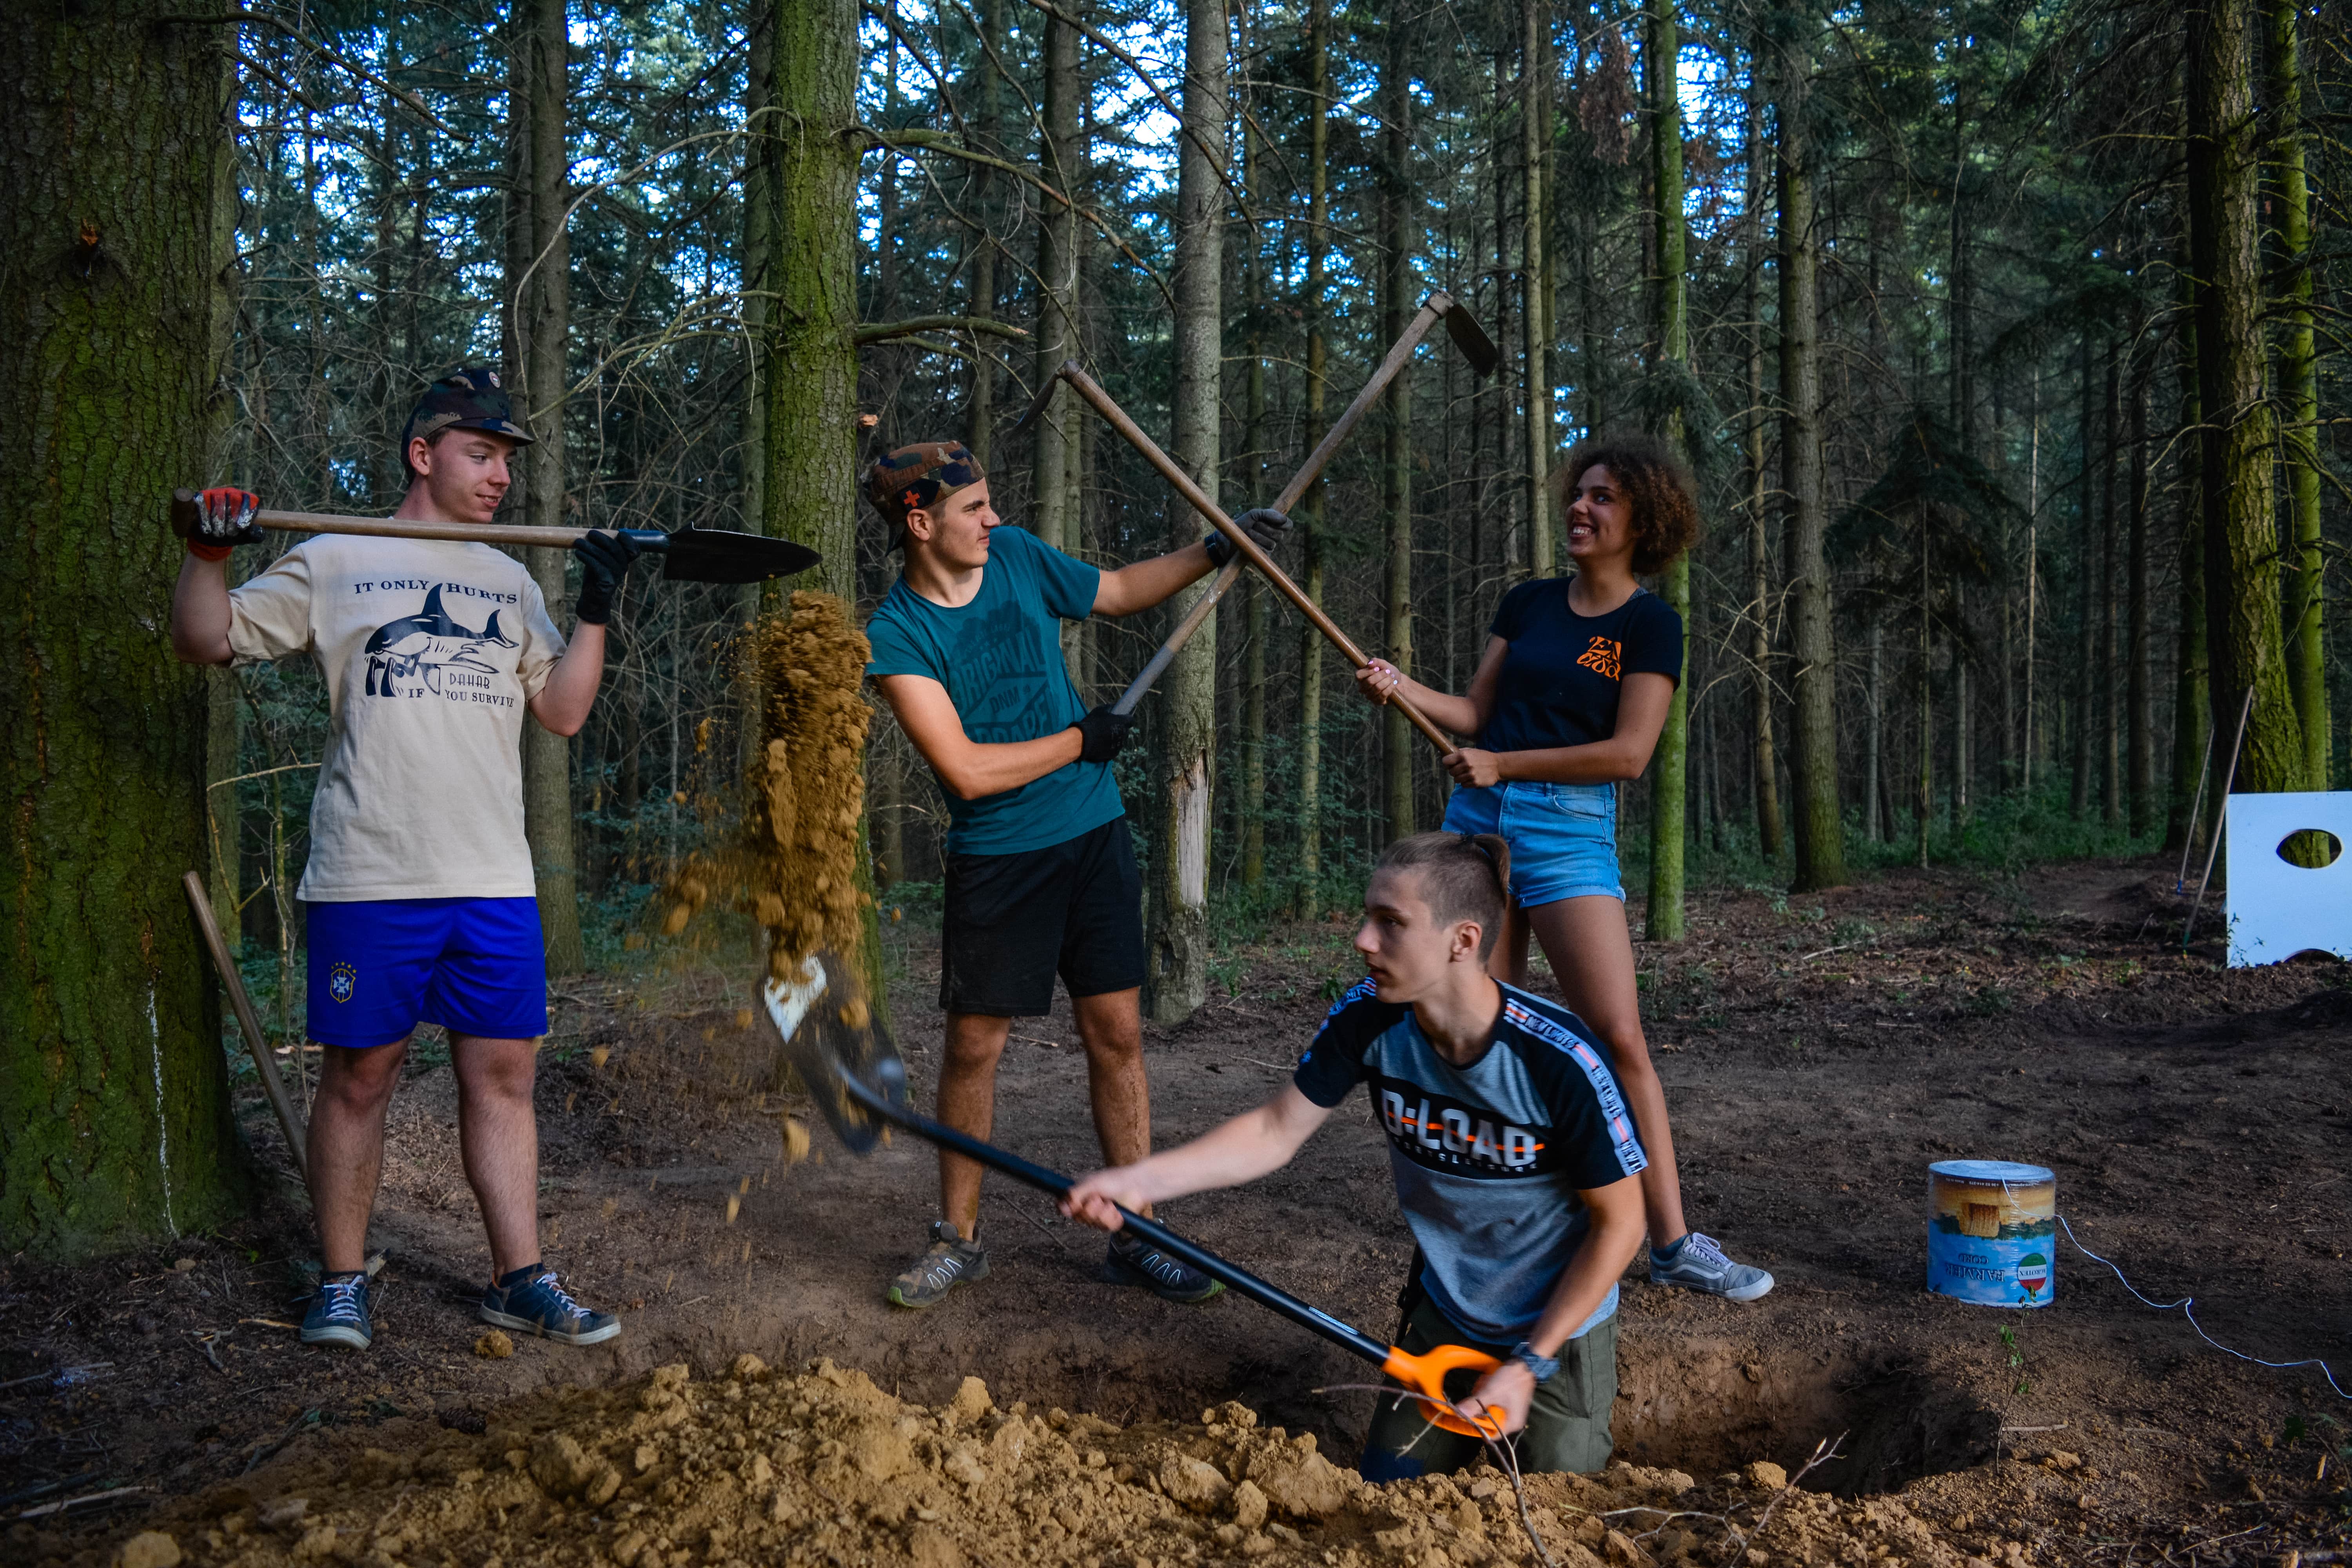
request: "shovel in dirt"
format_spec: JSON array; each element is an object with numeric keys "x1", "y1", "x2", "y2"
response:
[
  {"x1": 762, "y1": 951, "x2": 908, "y2": 1155},
  {"x1": 170, "y1": 492, "x2": 822, "y2": 584},
  {"x1": 791, "y1": 1046, "x2": 1503, "y2": 1441}
]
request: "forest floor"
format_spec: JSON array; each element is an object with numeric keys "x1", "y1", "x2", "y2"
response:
[{"x1": 4, "y1": 853, "x2": 2348, "y2": 1567}]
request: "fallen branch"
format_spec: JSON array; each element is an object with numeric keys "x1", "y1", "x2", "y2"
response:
[{"x1": 856, "y1": 315, "x2": 1029, "y2": 346}]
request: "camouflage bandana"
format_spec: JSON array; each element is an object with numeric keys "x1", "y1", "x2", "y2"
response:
[
  {"x1": 865, "y1": 442, "x2": 986, "y2": 539},
  {"x1": 399, "y1": 366, "x2": 536, "y2": 460}
]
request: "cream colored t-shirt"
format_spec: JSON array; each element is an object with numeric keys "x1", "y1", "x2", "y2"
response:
[{"x1": 228, "y1": 535, "x2": 566, "y2": 901}]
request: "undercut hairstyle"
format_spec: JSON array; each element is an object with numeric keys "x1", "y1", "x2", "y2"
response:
[
  {"x1": 1375, "y1": 831, "x2": 1514, "y2": 961},
  {"x1": 1550, "y1": 428, "x2": 1702, "y2": 575}
]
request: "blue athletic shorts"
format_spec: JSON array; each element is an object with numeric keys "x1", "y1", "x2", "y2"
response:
[
  {"x1": 305, "y1": 897, "x2": 549, "y2": 1047},
  {"x1": 1439, "y1": 780, "x2": 1624, "y2": 906}
]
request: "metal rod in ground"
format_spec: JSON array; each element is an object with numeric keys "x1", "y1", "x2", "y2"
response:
[
  {"x1": 2173, "y1": 719, "x2": 2219, "y2": 894},
  {"x1": 1107, "y1": 297, "x2": 1459, "y2": 719},
  {"x1": 2183, "y1": 686, "x2": 2256, "y2": 950},
  {"x1": 181, "y1": 871, "x2": 309, "y2": 1177},
  {"x1": 1059, "y1": 361, "x2": 1455, "y2": 756}
]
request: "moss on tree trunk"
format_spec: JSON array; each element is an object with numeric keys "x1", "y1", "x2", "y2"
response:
[{"x1": 0, "y1": 0, "x2": 250, "y2": 1255}]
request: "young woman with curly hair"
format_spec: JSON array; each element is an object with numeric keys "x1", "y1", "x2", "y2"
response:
[{"x1": 1356, "y1": 429, "x2": 1771, "y2": 1302}]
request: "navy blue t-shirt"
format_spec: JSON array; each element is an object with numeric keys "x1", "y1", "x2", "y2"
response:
[
  {"x1": 1294, "y1": 978, "x2": 1648, "y2": 1343},
  {"x1": 1479, "y1": 580, "x2": 1683, "y2": 755}
]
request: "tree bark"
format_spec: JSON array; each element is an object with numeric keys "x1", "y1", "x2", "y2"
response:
[
  {"x1": 962, "y1": 2, "x2": 1007, "y2": 465},
  {"x1": 2070, "y1": 333, "x2": 2094, "y2": 817},
  {"x1": 1742, "y1": 52, "x2": 1782, "y2": 860},
  {"x1": 1644, "y1": 0, "x2": 1687, "y2": 941},
  {"x1": 1029, "y1": 4, "x2": 1080, "y2": 550},
  {"x1": 2127, "y1": 362, "x2": 2153, "y2": 835},
  {"x1": 2268, "y1": 0, "x2": 2325, "y2": 788},
  {"x1": 1775, "y1": 22, "x2": 1845, "y2": 890},
  {"x1": 1240, "y1": 106, "x2": 1266, "y2": 893},
  {"x1": 2165, "y1": 267, "x2": 2210, "y2": 853},
  {"x1": 1381, "y1": 8, "x2": 1416, "y2": 843},
  {"x1": 1292, "y1": 0, "x2": 1328, "y2": 920},
  {"x1": 1145, "y1": 0, "x2": 1225, "y2": 1023},
  {"x1": 1520, "y1": 0, "x2": 1552, "y2": 573},
  {"x1": 511, "y1": 0, "x2": 586, "y2": 973},
  {"x1": 2099, "y1": 347, "x2": 2121, "y2": 827},
  {"x1": 1, "y1": 0, "x2": 249, "y2": 1255},
  {"x1": 765, "y1": 0, "x2": 889, "y2": 1013},
  {"x1": 2186, "y1": 0, "x2": 2302, "y2": 797}
]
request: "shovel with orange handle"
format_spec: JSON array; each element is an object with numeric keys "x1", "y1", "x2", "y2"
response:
[{"x1": 822, "y1": 1057, "x2": 1504, "y2": 1439}]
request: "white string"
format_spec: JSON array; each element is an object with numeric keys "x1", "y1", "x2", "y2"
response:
[{"x1": 2059, "y1": 1216, "x2": 2349, "y2": 1400}]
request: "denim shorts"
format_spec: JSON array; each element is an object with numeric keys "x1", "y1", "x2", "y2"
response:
[{"x1": 1439, "y1": 780, "x2": 1623, "y2": 906}]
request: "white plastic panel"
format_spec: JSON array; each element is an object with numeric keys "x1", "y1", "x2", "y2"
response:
[{"x1": 2223, "y1": 791, "x2": 2352, "y2": 967}]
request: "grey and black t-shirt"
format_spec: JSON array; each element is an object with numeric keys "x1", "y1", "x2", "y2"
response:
[{"x1": 1294, "y1": 979, "x2": 1648, "y2": 1344}]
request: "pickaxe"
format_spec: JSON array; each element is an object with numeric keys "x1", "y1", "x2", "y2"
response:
[{"x1": 1011, "y1": 292, "x2": 1499, "y2": 719}]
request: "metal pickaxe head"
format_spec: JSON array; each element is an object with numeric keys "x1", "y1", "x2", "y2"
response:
[
  {"x1": 1006, "y1": 360, "x2": 1082, "y2": 441},
  {"x1": 1424, "y1": 291, "x2": 1501, "y2": 377}
]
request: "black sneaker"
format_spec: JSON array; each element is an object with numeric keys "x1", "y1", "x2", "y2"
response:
[
  {"x1": 479, "y1": 1266, "x2": 621, "y2": 1345},
  {"x1": 1102, "y1": 1230, "x2": 1224, "y2": 1304},
  {"x1": 887, "y1": 1221, "x2": 989, "y2": 1309},
  {"x1": 301, "y1": 1271, "x2": 373, "y2": 1349}
]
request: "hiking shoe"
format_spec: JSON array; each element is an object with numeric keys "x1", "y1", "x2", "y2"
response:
[
  {"x1": 1101, "y1": 1229, "x2": 1224, "y2": 1305},
  {"x1": 1650, "y1": 1232, "x2": 1774, "y2": 1301},
  {"x1": 479, "y1": 1266, "x2": 621, "y2": 1345},
  {"x1": 888, "y1": 1221, "x2": 989, "y2": 1309},
  {"x1": 301, "y1": 1271, "x2": 373, "y2": 1349}
]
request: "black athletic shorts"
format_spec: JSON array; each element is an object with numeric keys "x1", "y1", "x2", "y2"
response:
[{"x1": 939, "y1": 816, "x2": 1145, "y2": 1016}]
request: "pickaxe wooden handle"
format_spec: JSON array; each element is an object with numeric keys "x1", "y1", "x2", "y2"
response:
[
  {"x1": 1103, "y1": 292, "x2": 1496, "y2": 723},
  {"x1": 1059, "y1": 363, "x2": 1457, "y2": 755},
  {"x1": 181, "y1": 871, "x2": 309, "y2": 1179}
]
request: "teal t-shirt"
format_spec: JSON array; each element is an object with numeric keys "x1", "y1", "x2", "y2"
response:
[{"x1": 864, "y1": 526, "x2": 1125, "y2": 855}]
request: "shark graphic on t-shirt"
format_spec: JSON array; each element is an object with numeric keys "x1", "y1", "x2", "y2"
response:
[{"x1": 363, "y1": 584, "x2": 519, "y2": 697}]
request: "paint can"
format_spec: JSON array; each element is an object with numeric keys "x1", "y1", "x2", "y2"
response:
[{"x1": 1927, "y1": 1160, "x2": 2056, "y2": 1308}]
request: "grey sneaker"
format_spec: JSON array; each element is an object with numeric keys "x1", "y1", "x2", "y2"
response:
[
  {"x1": 888, "y1": 1221, "x2": 989, "y2": 1308},
  {"x1": 1650, "y1": 1232, "x2": 1774, "y2": 1301},
  {"x1": 1101, "y1": 1230, "x2": 1224, "y2": 1305}
]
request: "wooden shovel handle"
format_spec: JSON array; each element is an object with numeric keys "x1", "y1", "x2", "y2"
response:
[
  {"x1": 1057, "y1": 364, "x2": 1457, "y2": 756},
  {"x1": 172, "y1": 490, "x2": 590, "y2": 551},
  {"x1": 181, "y1": 872, "x2": 309, "y2": 1178}
]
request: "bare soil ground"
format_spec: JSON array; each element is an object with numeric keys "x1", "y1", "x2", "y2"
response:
[{"x1": 5, "y1": 854, "x2": 2348, "y2": 1567}]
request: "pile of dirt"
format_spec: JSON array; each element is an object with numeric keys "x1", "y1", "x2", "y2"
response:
[{"x1": 107, "y1": 1358, "x2": 1986, "y2": 1568}]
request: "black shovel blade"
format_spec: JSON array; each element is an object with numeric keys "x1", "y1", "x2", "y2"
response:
[
  {"x1": 1442, "y1": 304, "x2": 1502, "y2": 377},
  {"x1": 650, "y1": 526, "x2": 821, "y2": 584},
  {"x1": 762, "y1": 950, "x2": 908, "y2": 1153}
]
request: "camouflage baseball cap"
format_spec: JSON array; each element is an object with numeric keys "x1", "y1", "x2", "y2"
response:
[
  {"x1": 864, "y1": 441, "x2": 986, "y2": 536},
  {"x1": 399, "y1": 366, "x2": 535, "y2": 458}
]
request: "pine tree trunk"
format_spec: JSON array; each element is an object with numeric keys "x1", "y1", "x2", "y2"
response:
[
  {"x1": 1643, "y1": 0, "x2": 1687, "y2": 942},
  {"x1": 1520, "y1": 0, "x2": 1552, "y2": 573},
  {"x1": 2127, "y1": 366, "x2": 2153, "y2": 835},
  {"x1": 765, "y1": 0, "x2": 889, "y2": 1014},
  {"x1": 1, "y1": 0, "x2": 250, "y2": 1255},
  {"x1": 2070, "y1": 334, "x2": 2094, "y2": 817},
  {"x1": 1865, "y1": 624, "x2": 1884, "y2": 842},
  {"x1": 962, "y1": 2, "x2": 1005, "y2": 465},
  {"x1": 2165, "y1": 267, "x2": 2210, "y2": 853},
  {"x1": 511, "y1": 0, "x2": 586, "y2": 973},
  {"x1": 1028, "y1": 6, "x2": 1080, "y2": 550},
  {"x1": 1240, "y1": 115, "x2": 1266, "y2": 892},
  {"x1": 1292, "y1": 0, "x2": 1327, "y2": 922},
  {"x1": 1381, "y1": 13, "x2": 1415, "y2": 843},
  {"x1": 1145, "y1": 0, "x2": 1225, "y2": 1024},
  {"x1": 2099, "y1": 349, "x2": 2122, "y2": 826},
  {"x1": 1775, "y1": 26, "x2": 1845, "y2": 890},
  {"x1": 2186, "y1": 0, "x2": 2302, "y2": 796},
  {"x1": 1743, "y1": 60, "x2": 1783, "y2": 860},
  {"x1": 2268, "y1": 0, "x2": 2325, "y2": 788}
]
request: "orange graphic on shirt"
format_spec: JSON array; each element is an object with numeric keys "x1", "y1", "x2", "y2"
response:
[{"x1": 1576, "y1": 635, "x2": 1622, "y2": 682}]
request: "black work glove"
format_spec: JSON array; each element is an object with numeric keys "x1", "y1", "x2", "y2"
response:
[
  {"x1": 180, "y1": 486, "x2": 266, "y2": 555},
  {"x1": 571, "y1": 529, "x2": 645, "y2": 626},
  {"x1": 1072, "y1": 703, "x2": 1136, "y2": 764},
  {"x1": 1203, "y1": 506, "x2": 1293, "y2": 569}
]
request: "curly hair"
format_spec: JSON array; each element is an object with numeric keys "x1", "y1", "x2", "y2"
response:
[{"x1": 1549, "y1": 429, "x2": 1701, "y2": 575}]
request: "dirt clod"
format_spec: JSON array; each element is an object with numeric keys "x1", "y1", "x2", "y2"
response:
[
  {"x1": 1746, "y1": 1459, "x2": 1789, "y2": 1490},
  {"x1": 474, "y1": 1329, "x2": 513, "y2": 1359},
  {"x1": 114, "y1": 1530, "x2": 181, "y2": 1568}
]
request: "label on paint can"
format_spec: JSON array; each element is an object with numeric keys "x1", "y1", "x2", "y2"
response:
[{"x1": 1927, "y1": 1160, "x2": 2056, "y2": 1308}]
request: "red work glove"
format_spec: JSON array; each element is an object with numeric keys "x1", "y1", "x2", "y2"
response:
[{"x1": 181, "y1": 487, "x2": 264, "y2": 560}]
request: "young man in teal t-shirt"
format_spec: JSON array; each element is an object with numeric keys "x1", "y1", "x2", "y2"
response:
[{"x1": 861, "y1": 441, "x2": 1288, "y2": 1309}]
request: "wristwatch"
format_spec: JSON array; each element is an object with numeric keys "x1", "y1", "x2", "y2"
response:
[{"x1": 1508, "y1": 1340, "x2": 1560, "y2": 1384}]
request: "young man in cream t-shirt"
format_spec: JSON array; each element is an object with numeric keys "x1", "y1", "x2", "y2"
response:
[{"x1": 172, "y1": 367, "x2": 642, "y2": 1351}]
